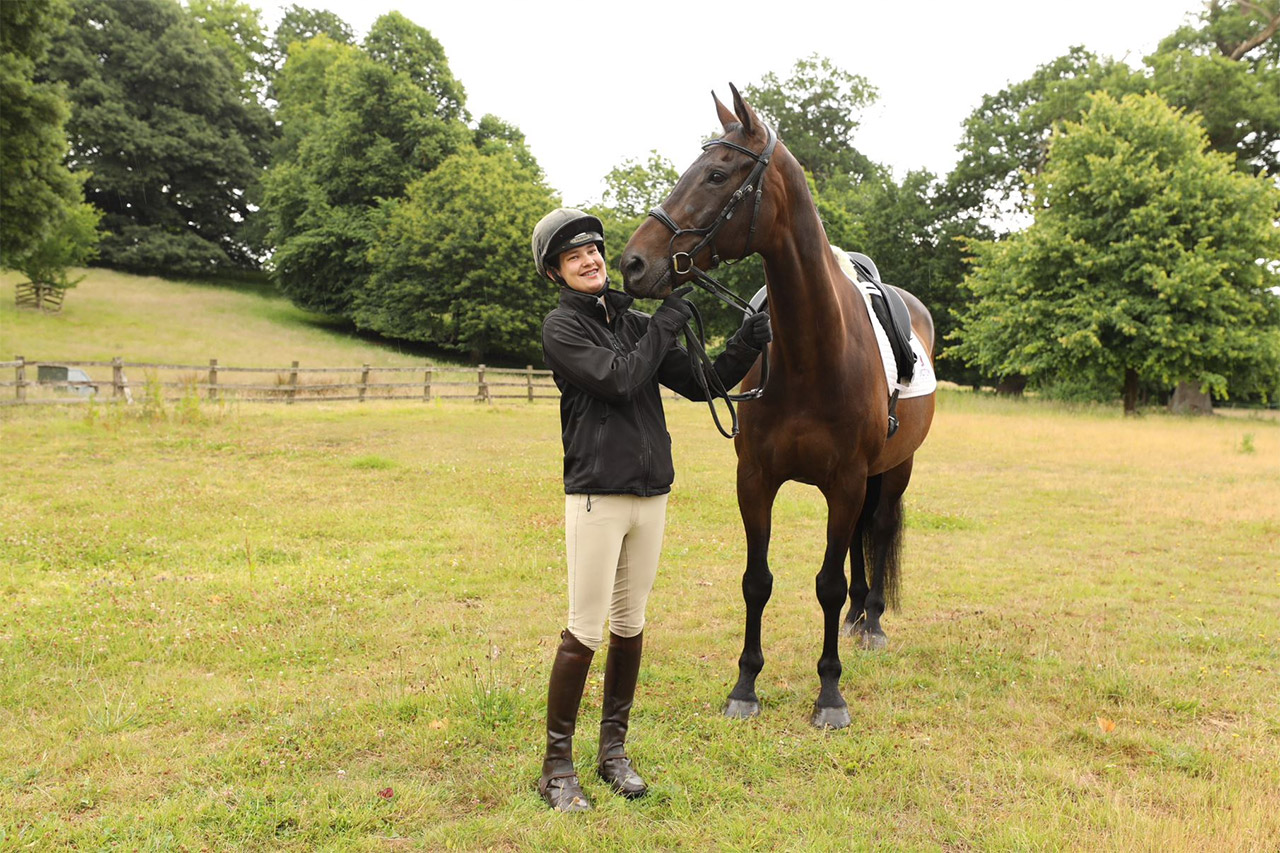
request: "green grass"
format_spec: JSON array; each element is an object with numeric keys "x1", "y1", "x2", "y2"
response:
[
  {"x1": 1, "y1": 270, "x2": 1278, "y2": 849},
  {"x1": 1, "y1": 390, "x2": 1277, "y2": 850},
  {"x1": 0, "y1": 268, "x2": 460, "y2": 368}
]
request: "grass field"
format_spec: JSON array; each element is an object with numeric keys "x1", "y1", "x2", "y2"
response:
[
  {"x1": 2, "y1": 271, "x2": 1278, "y2": 850},
  {"x1": 0, "y1": 269, "x2": 460, "y2": 369},
  {"x1": 1, "y1": 390, "x2": 1277, "y2": 851}
]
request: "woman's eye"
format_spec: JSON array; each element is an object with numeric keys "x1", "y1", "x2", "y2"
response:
[{"x1": 709, "y1": 170, "x2": 727, "y2": 184}]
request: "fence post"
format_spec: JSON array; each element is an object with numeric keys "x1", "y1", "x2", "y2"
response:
[
  {"x1": 526, "y1": 365, "x2": 534, "y2": 402},
  {"x1": 359, "y1": 363, "x2": 370, "y2": 402},
  {"x1": 288, "y1": 360, "x2": 299, "y2": 404},
  {"x1": 477, "y1": 364, "x2": 489, "y2": 403},
  {"x1": 15, "y1": 355, "x2": 24, "y2": 403},
  {"x1": 112, "y1": 357, "x2": 124, "y2": 399},
  {"x1": 207, "y1": 358, "x2": 218, "y2": 401},
  {"x1": 423, "y1": 365, "x2": 432, "y2": 402}
]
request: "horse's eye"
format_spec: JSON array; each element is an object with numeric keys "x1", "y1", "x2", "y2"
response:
[{"x1": 709, "y1": 170, "x2": 728, "y2": 184}]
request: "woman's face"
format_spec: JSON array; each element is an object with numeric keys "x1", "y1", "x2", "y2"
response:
[{"x1": 555, "y1": 243, "x2": 607, "y2": 294}]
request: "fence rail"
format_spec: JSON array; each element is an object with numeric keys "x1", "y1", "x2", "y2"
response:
[{"x1": 1, "y1": 356, "x2": 568, "y2": 406}]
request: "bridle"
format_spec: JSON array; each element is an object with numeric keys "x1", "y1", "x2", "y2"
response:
[{"x1": 646, "y1": 123, "x2": 778, "y2": 438}]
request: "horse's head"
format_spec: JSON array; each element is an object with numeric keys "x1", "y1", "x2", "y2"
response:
[{"x1": 621, "y1": 84, "x2": 787, "y2": 299}]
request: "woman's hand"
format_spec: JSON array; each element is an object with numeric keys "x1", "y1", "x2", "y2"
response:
[{"x1": 737, "y1": 311, "x2": 772, "y2": 349}]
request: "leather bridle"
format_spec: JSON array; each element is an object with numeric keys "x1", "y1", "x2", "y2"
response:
[{"x1": 646, "y1": 123, "x2": 777, "y2": 438}]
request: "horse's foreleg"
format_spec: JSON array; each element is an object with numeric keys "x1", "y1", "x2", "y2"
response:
[
  {"x1": 859, "y1": 458, "x2": 912, "y2": 651},
  {"x1": 841, "y1": 474, "x2": 881, "y2": 641},
  {"x1": 812, "y1": 484, "x2": 865, "y2": 729},
  {"x1": 725, "y1": 467, "x2": 779, "y2": 720}
]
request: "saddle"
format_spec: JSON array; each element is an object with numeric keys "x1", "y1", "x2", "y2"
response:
[{"x1": 846, "y1": 254, "x2": 916, "y2": 385}]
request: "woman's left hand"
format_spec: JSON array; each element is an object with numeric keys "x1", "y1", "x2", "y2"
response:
[{"x1": 738, "y1": 311, "x2": 772, "y2": 349}]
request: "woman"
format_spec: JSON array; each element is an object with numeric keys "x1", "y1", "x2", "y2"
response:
[{"x1": 531, "y1": 208, "x2": 771, "y2": 812}]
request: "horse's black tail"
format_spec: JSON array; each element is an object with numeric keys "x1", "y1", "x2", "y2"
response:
[{"x1": 861, "y1": 486, "x2": 904, "y2": 612}]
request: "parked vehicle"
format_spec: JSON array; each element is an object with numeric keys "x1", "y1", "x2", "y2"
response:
[{"x1": 36, "y1": 365, "x2": 97, "y2": 396}]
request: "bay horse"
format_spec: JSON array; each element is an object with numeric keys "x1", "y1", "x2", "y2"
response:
[{"x1": 619, "y1": 85, "x2": 936, "y2": 729}]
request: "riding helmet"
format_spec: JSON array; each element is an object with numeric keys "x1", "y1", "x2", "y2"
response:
[{"x1": 531, "y1": 208, "x2": 605, "y2": 280}]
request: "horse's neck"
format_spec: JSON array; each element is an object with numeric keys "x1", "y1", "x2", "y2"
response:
[{"x1": 763, "y1": 210, "x2": 873, "y2": 369}]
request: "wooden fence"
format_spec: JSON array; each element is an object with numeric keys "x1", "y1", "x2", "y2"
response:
[{"x1": 0, "y1": 356, "x2": 565, "y2": 406}]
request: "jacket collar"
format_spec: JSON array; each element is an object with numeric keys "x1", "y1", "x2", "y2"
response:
[{"x1": 558, "y1": 285, "x2": 635, "y2": 320}]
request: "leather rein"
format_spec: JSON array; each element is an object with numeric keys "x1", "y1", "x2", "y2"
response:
[{"x1": 647, "y1": 123, "x2": 778, "y2": 438}]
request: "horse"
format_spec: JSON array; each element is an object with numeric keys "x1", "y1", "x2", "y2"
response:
[{"x1": 619, "y1": 85, "x2": 936, "y2": 729}]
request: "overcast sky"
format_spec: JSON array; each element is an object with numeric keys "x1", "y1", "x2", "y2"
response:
[{"x1": 254, "y1": 0, "x2": 1207, "y2": 205}]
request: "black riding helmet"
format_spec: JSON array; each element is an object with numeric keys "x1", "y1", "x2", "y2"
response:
[{"x1": 531, "y1": 208, "x2": 606, "y2": 281}]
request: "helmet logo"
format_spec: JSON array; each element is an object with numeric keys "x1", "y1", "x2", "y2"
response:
[{"x1": 569, "y1": 232, "x2": 593, "y2": 245}]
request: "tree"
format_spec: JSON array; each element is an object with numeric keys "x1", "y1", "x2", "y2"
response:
[
  {"x1": 744, "y1": 54, "x2": 879, "y2": 188},
  {"x1": 9, "y1": 200, "x2": 102, "y2": 309},
  {"x1": 600, "y1": 151, "x2": 679, "y2": 221},
  {"x1": 363, "y1": 11, "x2": 466, "y2": 122},
  {"x1": 0, "y1": 0, "x2": 89, "y2": 269},
  {"x1": 946, "y1": 47, "x2": 1147, "y2": 229},
  {"x1": 263, "y1": 17, "x2": 471, "y2": 316},
  {"x1": 1146, "y1": 0, "x2": 1280, "y2": 176},
  {"x1": 40, "y1": 0, "x2": 274, "y2": 276},
  {"x1": 186, "y1": 0, "x2": 271, "y2": 101},
  {"x1": 949, "y1": 92, "x2": 1280, "y2": 414},
  {"x1": 357, "y1": 147, "x2": 558, "y2": 362},
  {"x1": 267, "y1": 4, "x2": 354, "y2": 75}
]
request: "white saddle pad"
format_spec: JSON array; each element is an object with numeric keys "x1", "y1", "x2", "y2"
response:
[{"x1": 832, "y1": 247, "x2": 937, "y2": 400}]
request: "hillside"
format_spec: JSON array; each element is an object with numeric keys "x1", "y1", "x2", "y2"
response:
[{"x1": 0, "y1": 269, "x2": 464, "y2": 369}]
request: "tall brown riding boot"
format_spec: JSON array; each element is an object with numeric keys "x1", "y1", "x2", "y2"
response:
[
  {"x1": 538, "y1": 629, "x2": 595, "y2": 812},
  {"x1": 597, "y1": 630, "x2": 647, "y2": 798}
]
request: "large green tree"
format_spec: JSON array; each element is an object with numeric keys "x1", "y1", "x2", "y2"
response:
[
  {"x1": 946, "y1": 47, "x2": 1147, "y2": 229},
  {"x1": 186, "y1": 0, "x2": 271, "y2": 101},
  {"x1": 949, "y1": 92, "x2": 1280, "y2": 413},
  {"x1": 1147, "y1": 0, "x2": 1280, "y2": 176},
  {"x1": 263, "y1": 19, "x2": 470, "y2": 317},
  {"x1": 0, "y1": 0, "x2": 90, "y2": 269},
  {"x1": 40, "y1": 0, "x2": 274, "y2": 276},
  {"x1": 357, "y1": 146, "x2": 558, "y2": 362},
  {"x1": 266, "y1": 3, "x2": 354, "y2": 76}
]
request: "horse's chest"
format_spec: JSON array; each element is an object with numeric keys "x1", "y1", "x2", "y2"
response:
[{"x1": 751, "y1": 415, "x2": 875, "y2": 486}]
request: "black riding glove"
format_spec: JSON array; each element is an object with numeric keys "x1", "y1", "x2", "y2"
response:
[
  {"x1": 655, "y1": 286, "x2": 694, "y2": 326},
  {"x1": 736, "y1": 310, "x2": 772, "y2": 349}
]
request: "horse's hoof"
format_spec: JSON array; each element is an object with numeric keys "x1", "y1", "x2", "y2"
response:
[
  {"x1": 724, "y1": 697, "x2": 761, "y2": 719},
  {"x1": 839, "y1": 620, "x2": 861, "y2": 639},
  {"x1": 810, "y1": 704, "x2": 851, "y2": 730},
  {"x1": 859, "y1": 631, "x2": 888, "y2": 651}
]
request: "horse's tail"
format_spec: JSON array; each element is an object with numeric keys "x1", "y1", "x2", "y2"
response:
[{"x1": 861, "y1": 486, "x2": 904, "y2": 612}]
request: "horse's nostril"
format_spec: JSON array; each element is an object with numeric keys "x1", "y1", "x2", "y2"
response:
[{"x1": 622, "y1": 253, "x2": 647, "y2": 279}]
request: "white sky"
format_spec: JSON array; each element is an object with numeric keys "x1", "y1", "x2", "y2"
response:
[{"x1": 254, "y1": 0, "x2": 1207, "y2": 206}]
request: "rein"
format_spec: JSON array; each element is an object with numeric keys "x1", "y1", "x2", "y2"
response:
[{"x1": 647, "y1": 124, "x2": 778, "y2": 438}]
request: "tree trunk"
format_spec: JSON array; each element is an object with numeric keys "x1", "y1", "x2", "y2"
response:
[
  {"x1": 1169, "y1": 380, "x2": 1214, "y2": 415},
  {"x1": 1123, "y1": 368, "x2": 1140, "y2": 416}
]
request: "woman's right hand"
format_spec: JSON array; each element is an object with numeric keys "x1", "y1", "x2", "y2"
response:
[{"x1": 657, "y1": 286, "x2": 694, "y2": 324}]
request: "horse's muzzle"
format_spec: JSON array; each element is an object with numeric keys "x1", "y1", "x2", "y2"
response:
[{"x1": 619, "y1": 249, "x2": 673, "y2": 299}]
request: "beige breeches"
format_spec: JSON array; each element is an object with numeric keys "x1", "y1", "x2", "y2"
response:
[{"x1": 564, "y1": 493, "x2": 669, "y2": 651}]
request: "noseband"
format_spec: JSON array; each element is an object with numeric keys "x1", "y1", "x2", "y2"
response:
[{"x1": 646, "y1": 124, "x2": 778, "y2": 437}]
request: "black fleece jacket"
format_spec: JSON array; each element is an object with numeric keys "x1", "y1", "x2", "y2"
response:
[{"x1": 541, "y1": 286, "x2": 761, "y2": 496}]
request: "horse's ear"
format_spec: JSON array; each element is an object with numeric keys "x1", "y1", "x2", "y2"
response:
[
  {"x1": 729, "y1": 82, "x2": 756, "y2": 136},
  {"x1": 713, "y1": 90, "x2": 737, "y2": 132}
]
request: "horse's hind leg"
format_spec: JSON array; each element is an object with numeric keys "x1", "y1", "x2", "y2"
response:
[
  {"x1": 725, "y1": 469, "x2": 780, "y2": 719},
  {"x1": 841, "y1": 474, "x2": 881, "y2": 642},
  {"x1": 859, "y1": 458, "x2": 912, "y2": 651}
]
